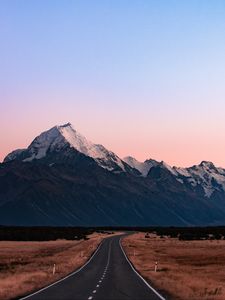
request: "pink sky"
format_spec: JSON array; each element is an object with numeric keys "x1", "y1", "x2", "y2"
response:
[
  {"x1": 1, "y1": 1, "x2": 225, "y2": 167},
  {"x1": 1, "y1": 93, "x2": 225, "y2": 168}
]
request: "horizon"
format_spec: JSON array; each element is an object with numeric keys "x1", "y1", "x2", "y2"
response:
[
  {"x1": 1, "y1": 121, "x2": 224, "y2": 169},
  {"x1": 1, "y1": 1, "x2": 225, "y2": 167}
]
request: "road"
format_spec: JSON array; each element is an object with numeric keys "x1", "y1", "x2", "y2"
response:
[{"x1": 20, "y1": 234, "x2": 166, "y2": 300}]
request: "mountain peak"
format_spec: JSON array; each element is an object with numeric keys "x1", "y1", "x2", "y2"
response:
[
  {"x1": 58, "y1": 122, "x2": 72, "y2": 128},
  {"x1": 4, "y1": 123, "x2": 128, "y2": 173},
  {"x1": 123, "y1": 156, "x2": 160, "y2": 176},
  {"x1": 199, "y1": 161, "x2": 215, "y2": 169},
  {"x1": 123, "y1": 156, "x2": 139, "y2": 163}
]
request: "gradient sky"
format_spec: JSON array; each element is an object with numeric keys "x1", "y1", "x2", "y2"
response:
[{"x1": 1, "y1": 0, "x2": 225, "y2": 167}]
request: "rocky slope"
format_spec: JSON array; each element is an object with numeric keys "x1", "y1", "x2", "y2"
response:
[{"x1": 1, "y1": 123, "x2": 225, "y2": 226}]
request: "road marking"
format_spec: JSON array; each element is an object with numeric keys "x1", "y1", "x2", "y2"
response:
[
  {"x1": 19, "y1": 240, "x2": 105, "y2": 300},
  {"x1": 119, "y1": 237, "x2": 166, "y2": 300},
  {"x1": 87, "y1": 241, "x2": 112, "y2": 300}
]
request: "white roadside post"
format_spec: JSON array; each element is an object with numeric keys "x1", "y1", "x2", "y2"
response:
[
  {"x1": 53, "y1": 263, "x2": 56, "y2": 275},
  {"x1": 154, "y1": 261, "x2": 158, "y2": 272}
]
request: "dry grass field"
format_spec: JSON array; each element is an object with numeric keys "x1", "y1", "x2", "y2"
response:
[
  {"x1": 0, "y1": 232, "x2": 114, "y2": 300},
  {"x1": 123, "y1": 233, "x2": 225, "y2": 300}
]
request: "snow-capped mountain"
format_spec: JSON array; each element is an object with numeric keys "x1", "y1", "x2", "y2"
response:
[
  {"x1": 123, "y1": 156, "x2": 160, "y2": 176},
  {"x1": 124, "y1": 157, "x2": 225, "y2": 198},
  {"x1": 5, "y1": 124, "x2": 225, "y2": 199},
  {"x1": 4, "y1": 123, "x2": 133, "y2": 173},
  {"x1": 4, "y1": 124, "x2": 225, "y2": 199},
  {"x1": 173, "y1": 161, "x2": 225, "y2": 198},
  {"x1": 2, "y1": 122, "x2": 225, "y2": 226}
]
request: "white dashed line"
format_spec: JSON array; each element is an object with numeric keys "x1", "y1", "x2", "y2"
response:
[
  {"x1": 20, "y1": 241, "x2": 104, "y2": 300},
  {"x1": 87, "y1": 240, "x2": 112, "y2": 300}
]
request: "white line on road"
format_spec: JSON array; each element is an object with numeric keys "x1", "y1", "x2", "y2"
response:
[
  {"x1": 87, "y1": 240, "x2": 112, "y2": 300},
  {"x1": 19, "y1": 240, "x2": 104, "y2": 300},
  {"x1": 119, "y1": 237, "x2": 166, "y2": 300}
]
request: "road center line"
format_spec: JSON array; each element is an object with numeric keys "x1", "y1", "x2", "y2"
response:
[
  {"x1": 19, "y1": 240, "x2": 105, "y2": 300},
  {"x1": 88, "y1": 239, "x2": 112, "y2": 300}
]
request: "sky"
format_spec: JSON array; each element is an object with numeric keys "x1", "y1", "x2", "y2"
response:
[{"x1": 1, "y1": 0, "x2": 225, "y2": 167}]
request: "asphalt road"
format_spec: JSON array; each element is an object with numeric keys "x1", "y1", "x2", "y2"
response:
[{"x1": 20, "y1": 234, "x2": 166, "y2": 300}]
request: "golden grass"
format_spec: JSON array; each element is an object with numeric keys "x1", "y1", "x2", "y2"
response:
[
  {"x1": 0, "y1": 232, "x2": 115, "y2": 300},
  {"x1": 123, "y1": 233, "x2": 225, "y2": 300}
]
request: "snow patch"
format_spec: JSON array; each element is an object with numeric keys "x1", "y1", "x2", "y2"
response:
[
  {"x1": 123, "y1": 156, "x2": 159, "y2": 176},
  {"x1": 5, "y1": 123, "x2": 126, "y2": 172}
]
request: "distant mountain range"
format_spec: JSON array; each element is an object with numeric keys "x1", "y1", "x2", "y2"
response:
[{"x1": 1, "y1": 122, "x2": 225, "y2": 226}]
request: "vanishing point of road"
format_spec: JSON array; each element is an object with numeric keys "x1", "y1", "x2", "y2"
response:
[{"x1": 20, "y1": 234, "x2": 166, "y2": 300}]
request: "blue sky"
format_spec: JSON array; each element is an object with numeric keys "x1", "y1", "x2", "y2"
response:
[{"x1": 1, "y1": 1, "x2": 225, "y2": 166}]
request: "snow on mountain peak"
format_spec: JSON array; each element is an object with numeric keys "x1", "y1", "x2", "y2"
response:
[
  {"x1": 160, "y1": 161, "x2": 178, "y2": 176},
  {"x1": 58, "y1": 122, "x2": 72, "y2": 128},
  {"x1": 4, "y1": 149, "x2": 26, "y2": 162},
  {"x1": 4, "y1": 123, "x2": 126, "y2": 172},
  {"x1": 199, "y1": 161, "x2": 215, "y2": 169},
  {"x1": 4, "y1": 123, "x2": 225, "y2": 198},
  {"x1": 124, "y1": 156, "x2": 225, "y2": 198},
  {"x1": 57, "y1": 124, "x2": 126, "y2": 170},
  {"x1": 174, "y1": 161, "x2": 225, "y2": 197},
  {"x1": 123, "y1": 156, "x2": 160, "y2": 176},
  {"x1": 123, "y1": 156, "x2": 146, "y2": 175}
]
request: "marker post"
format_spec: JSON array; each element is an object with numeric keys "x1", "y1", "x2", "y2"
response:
[
  {"x1": 53, "y1": 264, "x2": 56, "y2": 275},
  {"x1": 154, "y1": 261, "x2": 158, "y2": 272}
]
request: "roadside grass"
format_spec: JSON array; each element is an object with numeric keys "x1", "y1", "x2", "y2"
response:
[
  {"x1": 123, "y1": 233, "x2": 225, "y2": 300},
  {"x1": 0, "y1": 233, "x2": 110, "y2": 300}
]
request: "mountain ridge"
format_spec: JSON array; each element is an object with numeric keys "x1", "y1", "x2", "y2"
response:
[
  {"x1": 4, "y1": 123, "x2": 139, "y2": 175},
  {"x1": 1, "y1": 122, "x2": 225, "y2": 226}
]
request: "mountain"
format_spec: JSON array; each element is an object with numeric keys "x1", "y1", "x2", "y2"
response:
[
  {"x1": 1, "y1": 122, "x2": 225, "y2": 226},
  {"x1": 4, "y1": 123, "x2": 138, "y2": 175},
  {"x1": 123, "y1": 156, "x2": 159, "y2": 176},
  {"x1": 124, "y1": 157, "x2": 225, "y2": 199},
  {"x1": 173, "y1": 161, "x2": 225, "y2": 198}
]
